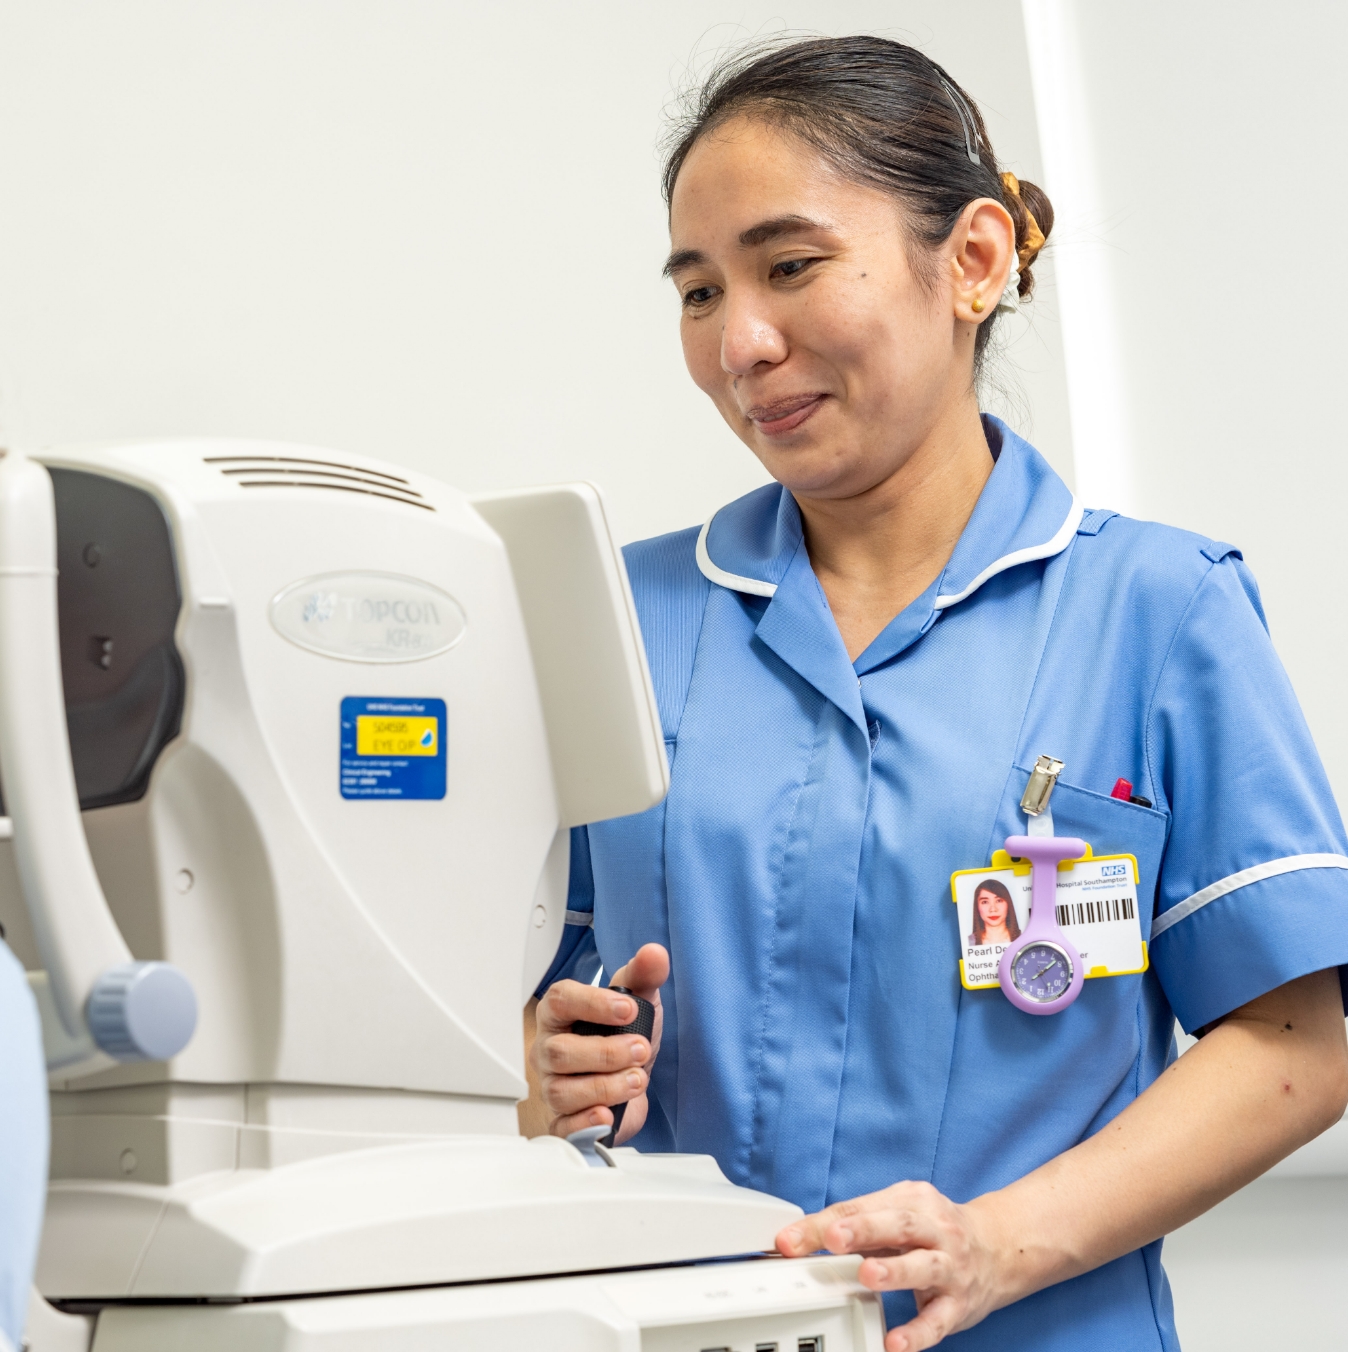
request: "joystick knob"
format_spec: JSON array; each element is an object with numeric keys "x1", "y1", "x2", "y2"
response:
[{"x1": 572, "y1": 984, "x2": 655, "y2": 1146}]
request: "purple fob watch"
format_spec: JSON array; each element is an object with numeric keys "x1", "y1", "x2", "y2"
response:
[{"x1": 997, "y1": 833, "x2": 1088, "y2": 1014}]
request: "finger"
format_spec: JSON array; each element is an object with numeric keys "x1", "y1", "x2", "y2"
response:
[
  {"x1": 537, "y1": 1031, "x2": 650, "y2": 1075},
  {"x1": 609, "y1": 943, "x2": 670, "y2": 1001},
  {"x1": 858, "y1": 1247, "x2": 951, "y2": 1292},
  {"x1": 823, "y1": 1207, "x2": 945, "y2": 1257},
  {"x1": 543, "y1": 1066, "x2": 648, "y2": 1117},
  {"x1": 550, "y1": 1104, "x2": 614, "y2": 1138},
  {"x1": 612, "y1": 1093, "x2": 649, "y2": 1144},
  {"x1": 778, "y1": 1213, "x2": 843, "y2": 1257},
  {"x1": 776, "y1": 1192, "x2": 898, "y2": 1257},
  {"x1": 538, "y1": 980, "x2": 637, "y2": 1034},
  {"x1": 884, "y1": 1295, "x2": 961, "y2": 1352}
]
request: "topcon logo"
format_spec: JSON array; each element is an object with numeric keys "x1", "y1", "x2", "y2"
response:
[{"x1": 271, "y1": 571, "x2": 467, "y2": 664}]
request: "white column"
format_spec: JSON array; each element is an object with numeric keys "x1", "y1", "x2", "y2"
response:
[{"x1": 1020, "y1": 0, "x2": 1136, "y2": 516}]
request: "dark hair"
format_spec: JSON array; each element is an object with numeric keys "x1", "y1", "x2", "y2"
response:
[
  {"x1": 971, "y1": 878, "x2": 1020, "y2": 945},
  {"x1": 662, "y1": 36, "x2": 1054, "y2": 361}
]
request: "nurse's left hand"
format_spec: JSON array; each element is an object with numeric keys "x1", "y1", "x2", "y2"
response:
[{"x1": 775, "y1": 1182, "x2": 1003, "y2": 1352}]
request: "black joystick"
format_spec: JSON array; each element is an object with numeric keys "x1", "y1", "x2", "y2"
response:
[{"x1": 572, "y1": 984, "x2": 656, "y2": 1147}]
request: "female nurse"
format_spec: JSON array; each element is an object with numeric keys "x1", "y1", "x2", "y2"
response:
[{"x1": 521, "y1": 35, "x2": 1348, "y2": 1352}]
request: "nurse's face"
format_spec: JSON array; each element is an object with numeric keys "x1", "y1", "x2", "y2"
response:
[
  {"x1": 977, "y1": 889, "x2": 1007, "y2": 928},
  {"x1": 667, "y1": 116, "x2": 988, "y2": 500}
]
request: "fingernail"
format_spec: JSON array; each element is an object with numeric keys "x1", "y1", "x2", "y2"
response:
[
  {"x1": 611, "y1": 997, "x2": 633, "y2": 1020},
  {"x1": 835, "y1": 1225, "x2": 853, "y2": 1248},
  {"x1": 781, "y1": 1227, "x2": 802, "y2": 1249},
  {"x1": 590, "y1": 1109, "x2": 605, "y2": 1125},
  {"x1": 626, "y1": 1070, "x2": 643, "y2": 1089},
  {"x1": 629, "y1": 1041, "x2": 648, "y2": 1063}
]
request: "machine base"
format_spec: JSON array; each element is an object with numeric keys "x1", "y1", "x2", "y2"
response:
[
  {"x1": 75, "y1": 1256, "x2": 885, "y2": 1352},
  {"x1": 38, "y1": 1134, "x2": 804, "y2": 1300}
]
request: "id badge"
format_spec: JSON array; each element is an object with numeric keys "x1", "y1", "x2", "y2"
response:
[{"x1": 951, "y1": 846, "x2": 1147, "y2": 992}]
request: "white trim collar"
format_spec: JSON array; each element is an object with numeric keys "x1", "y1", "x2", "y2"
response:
[
  {"x1": 696, "y1": 516, "x2": 778, "y2": 598},
  {"x1": 932, "y1": 496, "x2": 1083, "y2": 610},
  {"x1": 696, "y1": 494, "x2": 1083, "y2": 609}
]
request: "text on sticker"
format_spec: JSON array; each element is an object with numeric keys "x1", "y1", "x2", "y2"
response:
[{"x1": 356, "y1": 715, "x2": 438, "y2": 757}]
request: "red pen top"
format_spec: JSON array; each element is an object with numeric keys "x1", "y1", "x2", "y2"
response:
[{"x1": 1110, "y1": 777, "x2": 1133, "y2": 801}]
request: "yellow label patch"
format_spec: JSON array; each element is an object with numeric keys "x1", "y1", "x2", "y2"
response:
[{"x1": 356, "y1": 715, "x2": 438, "y2": 757}]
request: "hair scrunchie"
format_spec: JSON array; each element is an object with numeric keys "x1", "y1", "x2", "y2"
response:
[
  {"x1": 995, "y1": 172, "x2": 1047, "y2": 314},
  {"x1": 1000, "y1": 171, "x2": 1046, "y2": 269}
]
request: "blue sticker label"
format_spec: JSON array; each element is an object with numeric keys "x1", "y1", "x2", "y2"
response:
[{"x1": 340, "y1": 697, "x2": 446, "y2": 800}]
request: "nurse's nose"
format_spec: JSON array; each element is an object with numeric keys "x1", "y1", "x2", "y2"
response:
[{"x1": 720, "y1": 291, "x2": 787, "y2": 375}]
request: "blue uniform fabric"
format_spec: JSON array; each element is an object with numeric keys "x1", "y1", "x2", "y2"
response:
[
  {"x1": 536, "y1": 826, "x2": 602, "y2": 992},
  {"x1": 0, "y1": 942, "x2": 48, "y2": 1350},
  {"x1": 546, "y1": 417, "x2": 1348, "y2": 1350}
]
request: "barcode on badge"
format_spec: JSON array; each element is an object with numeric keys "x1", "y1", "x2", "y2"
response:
[{"x1": 1055, "y1": 896, "x2": 1137, "y2": 926}]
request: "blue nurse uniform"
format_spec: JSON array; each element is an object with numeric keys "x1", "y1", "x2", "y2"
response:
[{"x1": 540, "y1": 416, "x2": 1348, "y2": 1350}]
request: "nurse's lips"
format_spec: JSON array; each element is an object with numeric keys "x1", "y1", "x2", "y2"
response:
[{"x1": 746, "y1": 393, "x2": 827, "y2": 436}]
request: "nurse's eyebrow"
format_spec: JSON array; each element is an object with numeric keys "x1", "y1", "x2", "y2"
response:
[
  {"x1": 662, "y1": 215, "x2": 836, "y2": 278},
  {"x1": 737, "y1": 214, "x2": 833, "y2": 248},
  {"x1": 662, "y1": 247, "x2": 707, "y2": 278}
]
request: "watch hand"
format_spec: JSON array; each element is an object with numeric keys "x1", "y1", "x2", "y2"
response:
[{"x1": 1023, "y1": 957, "x2": 1056, "y2": 983}]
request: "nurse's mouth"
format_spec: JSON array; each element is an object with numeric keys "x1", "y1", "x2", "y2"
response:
[{"x1": 747, "y1": 394, "x2": 826, "y2": 436}]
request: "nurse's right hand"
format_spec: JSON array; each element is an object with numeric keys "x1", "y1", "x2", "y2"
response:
[{"x1": 530, "y1": 942, "x2": 669, "y2": 1143}]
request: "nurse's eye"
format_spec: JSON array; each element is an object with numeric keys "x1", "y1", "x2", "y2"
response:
[
  {"x1": 681, "y1": 284, "x2": 720, "y2": 309},
  {"x1": 770, "y1": 256, "x2": 820, "y2": 281}
]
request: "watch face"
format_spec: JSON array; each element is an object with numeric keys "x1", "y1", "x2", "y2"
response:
[{"x1": 1011, "y1": 941, "x2": 1074, "y2": 1003}]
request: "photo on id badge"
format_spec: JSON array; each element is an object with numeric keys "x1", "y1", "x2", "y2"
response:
[{"x1": 957, "y1": 873, "x2": 1030, "y2": 987}]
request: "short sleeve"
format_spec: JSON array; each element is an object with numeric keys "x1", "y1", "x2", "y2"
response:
[
  {"x1": 533, "y1": 825, "x2": 602, "y2": 998},
  {"x1": 1148, "y1": 552, "x2": 1348, "y2": 1032}
]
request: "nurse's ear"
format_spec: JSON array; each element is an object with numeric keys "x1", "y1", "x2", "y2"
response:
[{"x1": 948, "y1": 198, "x2": 1017, "y2": 325}]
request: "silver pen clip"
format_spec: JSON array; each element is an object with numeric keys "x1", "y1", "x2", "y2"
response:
[{"x1": 1020, "y1": 755, "x2": 1064, "y2": 835}]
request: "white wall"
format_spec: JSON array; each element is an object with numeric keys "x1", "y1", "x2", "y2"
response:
[
  {"x1": 1037, "y1": 5, "x2": 1348, "y2": 1346},
  {"x1": 0, "y1": 0, "x2": 1071, "y2": 548},
  {"x1": 1166, "y1": 1178, "x2": 1348, "y2": 1351}
]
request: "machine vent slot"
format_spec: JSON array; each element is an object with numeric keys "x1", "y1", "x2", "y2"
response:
[{"x1": 205, "y1": 456, "x2": 434, "y2": 511}]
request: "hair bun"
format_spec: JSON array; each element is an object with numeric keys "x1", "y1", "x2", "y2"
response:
[{"x1": 999, "y1": 172, "x2": 1054, "y2": 299}]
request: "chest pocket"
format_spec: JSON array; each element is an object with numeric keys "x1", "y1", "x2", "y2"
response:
[{"x1": 1003, "y1": 767, "x2": 1171, "y2": 942}]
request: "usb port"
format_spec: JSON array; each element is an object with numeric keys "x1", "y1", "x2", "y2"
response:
[{"x1": 798, "y1": 1339, "x2": 824, "y2": 1352}]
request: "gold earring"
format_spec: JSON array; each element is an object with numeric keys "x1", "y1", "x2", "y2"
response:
[{"x1": 971, "y1": 296, "x2": 985, "y2": 313}]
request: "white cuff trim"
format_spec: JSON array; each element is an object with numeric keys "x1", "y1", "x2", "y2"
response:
[
  {"x1": 564, "y1": 909, "x2": 594, "y2": 928},
  {"x1": 1152, "y1": 853, "x2": 1348, "y2": 937},
  {"x1": 695, "y1": 515, "x2": 778, "y2": 598},
  {"x1": 933, "y1": 497, "x2": 1084, "y2": 611}
]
